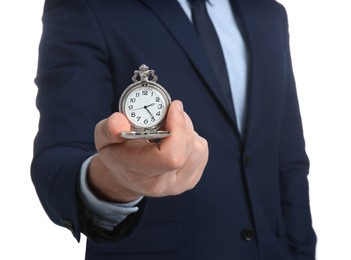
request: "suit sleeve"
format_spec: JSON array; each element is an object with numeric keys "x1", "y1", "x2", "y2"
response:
[
  {"x1": 278, "y1": 6, "x2": 317, "y2": 259},
  {"x1": 31, "y1": 0, "x2": 143, "y2": 242}
]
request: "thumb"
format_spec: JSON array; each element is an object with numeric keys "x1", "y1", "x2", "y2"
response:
[{"x1": 94, "y1": 112, "x2": 130, "y2": 151}]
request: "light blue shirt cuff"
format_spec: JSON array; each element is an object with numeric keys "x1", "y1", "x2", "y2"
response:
[{"x1": 79, "y1": 155, "x2": 143, "y2": 231}]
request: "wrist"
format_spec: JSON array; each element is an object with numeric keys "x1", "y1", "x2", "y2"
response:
[{"x1": 88, "y1": 155, "x2": 141, "y2": 203}]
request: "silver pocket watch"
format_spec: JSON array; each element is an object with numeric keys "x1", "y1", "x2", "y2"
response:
[{"x1": 119, "y1": 65, "x2": 172, "y2": 139}]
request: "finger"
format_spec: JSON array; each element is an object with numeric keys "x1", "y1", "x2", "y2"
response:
[
  {"x1": 172, "y1": 134, "x2": 209, "y2": 193},
  {"x1": 95, "y1": 112, "x2": 131, "y2": 151},
  {"x1": 118, "y1": 100, "x2": 193, "y2": 175},
  {"x1": 157, "y1": 100, "x2": 195, "y2": 168},
  {"x1": 136, "y1": 134, "x2": 209, "y2": 197}
]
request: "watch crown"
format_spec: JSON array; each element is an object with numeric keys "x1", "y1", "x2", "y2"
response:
[
  {"x1": 139, "y1": 64, "x2": 149, "y2": 72},
  {"x1": 132, "y1": 64, "x2": 158, "y2": 83}
]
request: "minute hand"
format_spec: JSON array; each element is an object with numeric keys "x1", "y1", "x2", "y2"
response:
[
  {"x1": 144, "y1": 103, "x2": 155, "y2": 108},
  {"x1": 144, "y1": 103, "x2": 155, "y2": 117}
]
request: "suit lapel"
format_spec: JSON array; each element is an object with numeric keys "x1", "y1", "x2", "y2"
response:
[
  {"x1": 141, "y1": 0, "x2": 285, "y2": 144},
  {"x1": 141, "y1": 0, "x2": 238, "y2": 130},
  {"x1": 232, "y1": 0, "x2": 293, "y2": 148}
]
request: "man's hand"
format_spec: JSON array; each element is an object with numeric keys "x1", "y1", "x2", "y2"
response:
[{"x1": 88, "y1": 100, "x2": 209, "y2": 203}]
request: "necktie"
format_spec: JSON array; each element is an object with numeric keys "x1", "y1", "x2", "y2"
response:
[{"x1": 190, "y1": 0, "x2": 234, "y2": 112}]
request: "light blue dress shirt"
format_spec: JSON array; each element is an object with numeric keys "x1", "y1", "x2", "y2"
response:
[
  {"x1": 79, "y1": 0, "x2": 249, "y2": 231},
  {"x1": 179, "y1": 0, "x2": 249, "y2": 132}
]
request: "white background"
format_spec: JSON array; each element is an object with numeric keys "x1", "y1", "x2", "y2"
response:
[{"x1": 1, "y1": 0, "x2": 350, "y2": 259}]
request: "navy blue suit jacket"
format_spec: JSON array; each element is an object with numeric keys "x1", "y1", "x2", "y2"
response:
[{"x1": 32, "y1": 0, "x2": 316, "y2": 259}]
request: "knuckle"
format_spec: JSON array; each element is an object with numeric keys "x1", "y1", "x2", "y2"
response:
[
  {"x1": 187, "y1": 181, "x2": 197, "y2": 191},
  {"x1": 124, "y1": 171, "x2": 138, "y2": 183},
  {"x1": 165, "y1": 155, "x2": 187, "y2": 170},
  {"x1": 197, "y1": 135, "x2": 208, "y2": 150},
  {"x1": 148, "y1": 181, "x2": 167, "y2": 197},
  {"x1": 196, "y1": 137, "x2": 209, "y2": 159},
  {"x1": 188, "y1": 171, "x2": 202, "y2": 190}
]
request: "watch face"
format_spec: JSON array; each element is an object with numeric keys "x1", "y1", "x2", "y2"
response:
[{"x1": 120, "y1": 82, "x2": 171, "y2": 131}]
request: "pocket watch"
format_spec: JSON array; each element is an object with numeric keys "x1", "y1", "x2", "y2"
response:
[{"x1": 119, "y1": 64, "x2": 172, "y2": 139}]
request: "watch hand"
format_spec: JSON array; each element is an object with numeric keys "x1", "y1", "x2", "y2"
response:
[
  {"x1": 145, "y1": 107, "x2": 154, "y2": 118},
  {"x1": 131, "y1": 103, "x2": 155, "y2": 111},
  {"x1": 144, "y1": 103, "x2": 155, "y2": 108}
]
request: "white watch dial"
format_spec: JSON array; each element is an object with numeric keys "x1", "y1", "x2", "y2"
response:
[
  {"x1": 123, "y1": 84, "x2": 168, "y2": 129},
  {"x1": 118, "y1": 65, "x2": 171, "y2": 137}
]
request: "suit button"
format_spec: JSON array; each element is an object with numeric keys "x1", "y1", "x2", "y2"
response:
[{"x1": 242, "y1": 227, "x2": 255, "y2": 241}]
